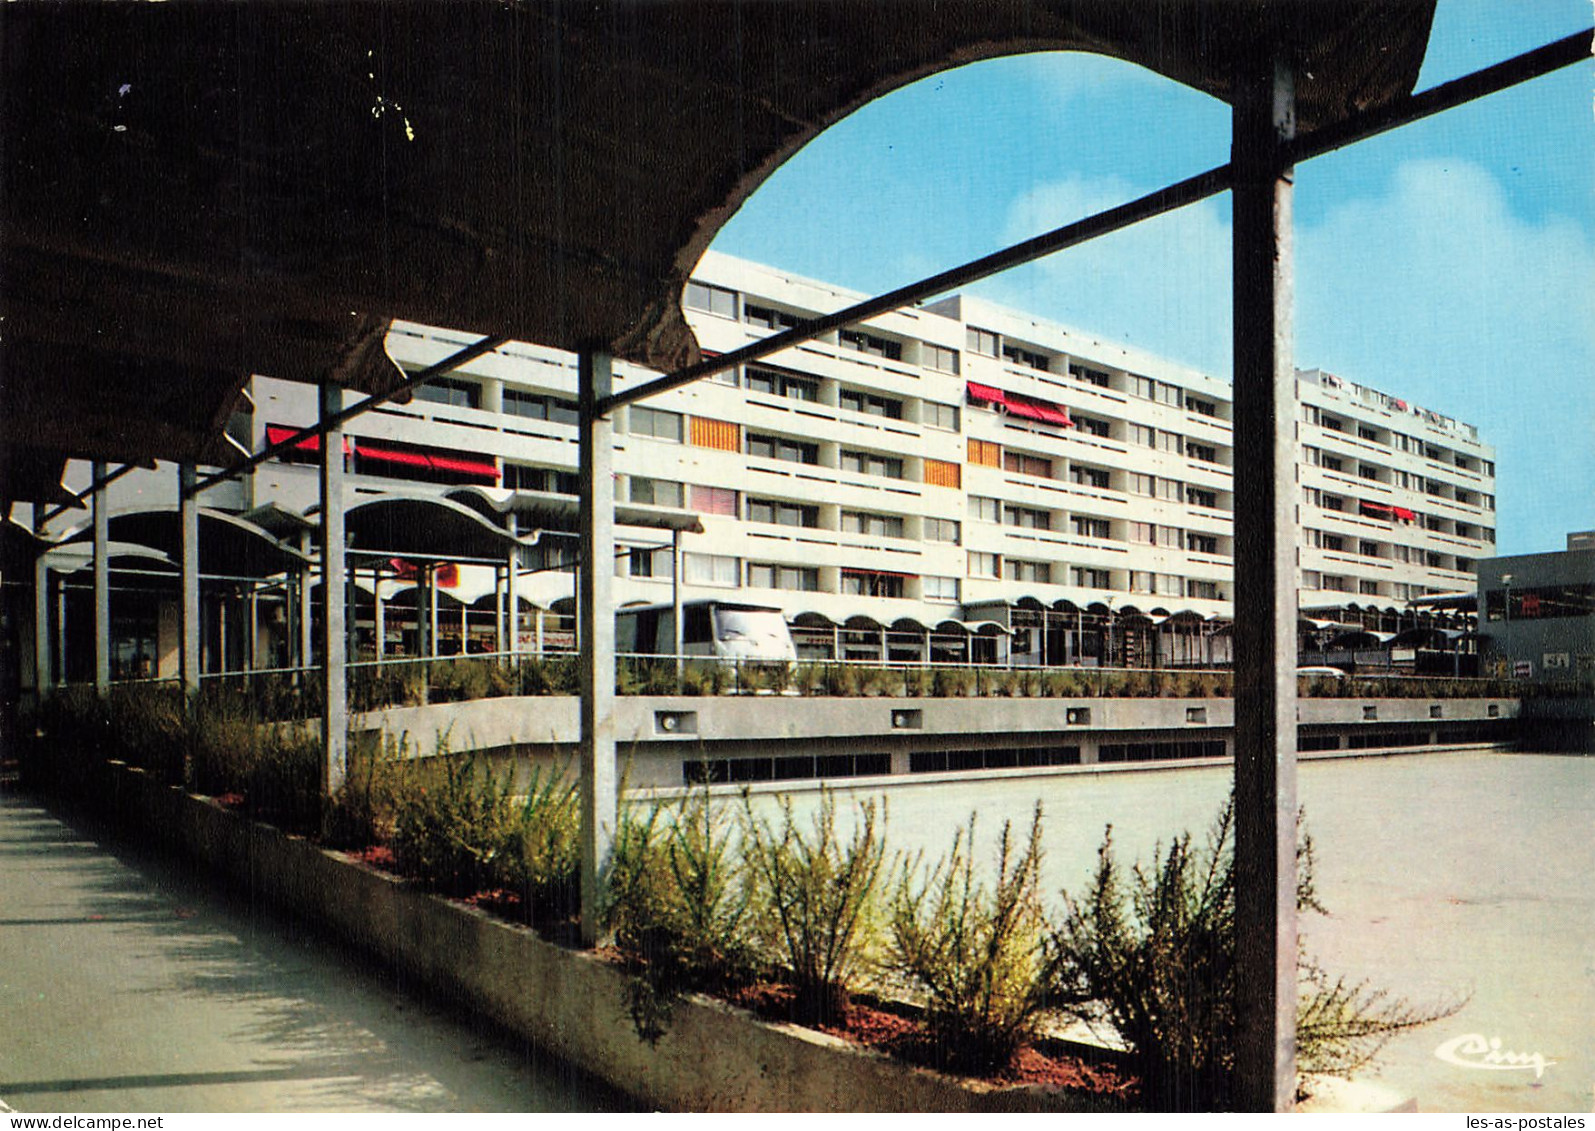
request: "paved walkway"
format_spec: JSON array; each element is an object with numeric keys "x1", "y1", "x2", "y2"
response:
[{"x1": 0, "y1": 786, "x2": 633, "y2": 1113}]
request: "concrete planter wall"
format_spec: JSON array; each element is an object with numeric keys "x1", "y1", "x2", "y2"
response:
[{"x1": 87, "y1": 759, "x2": 1122, "y2": 1113}]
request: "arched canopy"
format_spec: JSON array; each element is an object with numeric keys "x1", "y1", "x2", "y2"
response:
[
  {"x1": 1, "y1": 1, "x2": 1437, "y2": 495},
  {"x1": 446, "y1": 485, "x2": 704, "y2": 536},
  {"x1": 334, "y1": 495, "x2": 528, "y2": 562},
  {"x1": 59, "y1": 506, "x2": 309, "y2": 578},
  {"x1": 791, "y1": 611, "x2": 841, "y2": 629}
]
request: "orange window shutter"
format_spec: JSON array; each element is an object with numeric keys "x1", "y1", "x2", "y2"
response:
[
  {"x1": 967, "y1": 438, "x2": 1000, "y2": 467},
  {"x1": 691, "y1": 416, "x2": 740, "y2": 451},
  {"x1": 925, "y1": 458, "x2": 961, "y2": 488}
]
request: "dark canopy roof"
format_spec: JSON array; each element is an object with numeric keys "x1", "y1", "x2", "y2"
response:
[
  {"x1": 58, "y1": 507, "x2": 309, "y2": 578},
  {"x1": 0, "y1": 1, "x2": 1437, "y2": 500}
]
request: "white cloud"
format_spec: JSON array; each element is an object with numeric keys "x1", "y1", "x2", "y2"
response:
[
  {"x1": 1297, "y1": 158, "x2": 1595, "y2": 552},
  {"x1": 975, "y1": 174, "x2": 1234, "y2": 374}
]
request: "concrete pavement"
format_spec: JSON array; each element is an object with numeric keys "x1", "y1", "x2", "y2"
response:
[{"x1": 0, "y1": 786, "x2": 633, "y2": 1113}]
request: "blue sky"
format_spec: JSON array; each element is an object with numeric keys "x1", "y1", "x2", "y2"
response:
[{"x1": 712, "y1": 0, "x2": 1593, "y2": 557}]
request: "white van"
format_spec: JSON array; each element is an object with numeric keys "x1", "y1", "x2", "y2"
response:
[{"x1": 617, "y1": 600, "x2": 797, "y2": 665}]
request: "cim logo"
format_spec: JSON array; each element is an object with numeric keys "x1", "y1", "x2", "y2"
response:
[{"x1": 1434, "y1": 1033, "x2": 1556, "y2": 1079}]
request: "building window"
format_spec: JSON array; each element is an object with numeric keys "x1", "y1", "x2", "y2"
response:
[
  {"x1": 839, "y1": 329, "x2": 902, "y2": 361},
  {"x1": 628, "y1": 546, "x2": 673, "y2": 580},
  {"x1": 1321, "y1": 454, "x2": 1344, "y2": 472},
  {"x1": 748, "y1": 563, "x2": 819, "y2": 591},
  {"x1": 1001, "y1": 343, "x2": 1050, "y2": 372},
  {"x1": 968, "y1": 496, "x2": 1001, "y2": 523},
  {"x1": 840, "y1": 388, "x2": 904, "y2": 418},
  {"x1": 1187, "y1": 442, "x2": 1218, "y2": 464},
  {"x1": 967, "y1": 328, "x2": 1000, "y2": 357},
  {"x1": 922, "y1": 575, "x2": 960, "y2": 603},
  {"x1": 1187, "y1": 487, "x2": 1218, "y2": 509},
  {"x1": 748, "y1": 498, "x2": 818, "y2": 527},
  {"x1": 1004, "y1": 506, "x2": 1052, "y2": 531},
  {"x1": 1359, "y1": 540, "x2": 1381, "y2": 557},
  {"x1": 840, "y1": 449, "x2": 904, "y2": 479},
  {"x1": 1320, "y1": 414, "x2": 1345, "y2": 432},
  {"x1": 1071, "y1": 566, "x2": 1110, "y2": 588},
  {"x1": 691, "y1": 416, "x2": 741, "y2": 451},
  {"x1": 743, "y1": 303, "x2": 799, "y2": 332},
  {"x1": 1072, "y1": 516, "x2": 1110, "y2": 539},
  {"x1": 1322, "y1": 493, "x2": 1345, "y2": 512},
  {"x1": 1131, "y1": 522, "x2": 1179, "y2": 547},
  {"x1": 1075, "y1": 415, "x2": 1111, "y2": 438},
  {"x1": 1187, "y1": 533, "x2": 1218, "y2": 555},
  {"x1": 746, "y1": 432, "x2": 818, "y2": 464},
  {"x1": 841, "y1": 569, "x2": 905, "y2": 598},
  {"x1": 924, "y1": 517, "x2": 961, "y2": 544},
  {"x1": 923, "y1": 459, "x2": 961, "y2": 488},
  {"x1": 1186, "y1": 580, "x2": 1221, "y2": 600},
  {"x1": 690, "y1": 485, "x2": 739, "y2": 516},
  {"x1": 504, "y1": 388, "x2": 578, "y2": 424},
  {"x1": 684, "y1": 552, "x2": 739, "y2": 587},
  {"x1": 503, "y1": 464, "x2": 577, "y2": 495},
  {"x1": 685, "y1": 280, "x2": 737, "y2": 318},
  {"x1": 630, "y1": 477, "x2": 684, "y2": 507},
  {"x1": 1187, "y1": 395, "x2": 1218, "y2": 417},
  {"x1": 967, "y1": 551, "x2": 1000, "y2": 578},
  {"x1": 746, "y1": 365, "x2": 818, "y2": 402},
  {"x1": 967, "y1": 438, "x2": 1001, "y2": 467},
  {"x1": 841, "y1": 511, "x2": 906, "y2": 538},
  {"x1": 922, "y1": 401, "x2": 960, "y2": 431},
  {"x1": 1130, "y1": 424, "x2": 1156, "y2": 448},
  {"x1": 1359, "y1": 580, "x2": 1382, "y2": 596},
  {"x1": 1069, "y1": 465, "x2": 1111, "y2": 489},
  {"x1": 1005, "y1": 558, "x2": 1051, "y2": 584},
  {"x1": 923, "y1": 344, "x2": 960, "y2": 374},
  {"x1": 629, "y1": 405, "x2": 684, "y2": 442},
  {"x1": 412, "y1": 376, "x2": 480, "y2": 409},
  {"x1": 1002, "y1": 451, "x2": 1052, "y2": 479},
  {"x1": 1320, "y1": 533, "x2": 1345, "y2": 552},
  {"x1": 1301, "y1": 569, "x2": 1321, "y2": 589},
  {"x1": 1358, "y1": 426, "x2": 1380, "y2": 442},
  {"x1": 1069, "y1": 363, "x2": 1110, "y2": 388}
]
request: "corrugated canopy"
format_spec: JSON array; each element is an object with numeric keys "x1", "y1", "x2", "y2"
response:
[{"x1": 0, "y1": 1, "x2": 1436, "y2": 500}]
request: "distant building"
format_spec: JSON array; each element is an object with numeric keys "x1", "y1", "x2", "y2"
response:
[{"x1": 1476, "y1": 545, "x2": 1595, "y2": 682}]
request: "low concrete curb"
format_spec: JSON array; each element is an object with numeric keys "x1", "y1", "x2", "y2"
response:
[{"x1": 89, "y1": 759, "x2": 1123, "y2": 1113}]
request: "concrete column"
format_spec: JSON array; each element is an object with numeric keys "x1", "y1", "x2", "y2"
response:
[
  {"x1": 671, "y1": 528, "x2": 683, "y2": 680},
  {"x1": 33, "y1": 547, "x2": 51, "y2": 701},
  {"x1": 92, "y1": 462, "x2": 112, "y2": 694},
  {"x1": 374, "y1": 569, "x2": 386, "y2": 661},
  {"x1": 179, "y1": 464, "x2": 201, "y2": 699},
  {"x1": 318, "y1": 383, "x2": 348, "y2": 796},
  {"x1": 506, "y1": 513, "x2": 521, "y2": 660},
  {"x1": 577, "y1": 349, "x2": 617, "y2": 946},
  {"x1": 297, "y1": 533, "x2": 313, "y2": 673},
  {"x1": 247, "y1": 589, "x2": 259, "y2": 673},
  {"x1": 1230, "y1": 52, "x2": 1299, "y2": 1113}
]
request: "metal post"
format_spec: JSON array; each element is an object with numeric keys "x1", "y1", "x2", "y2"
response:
[
  {"x1": 507, "y1": 513, "x2": 521, "y2": 661},
  {"x1": 247, "y1": 588, "x2": 259, "y2": 673},
  {"x1": 577, "y1": 349, "x2": 617, "y2": 946},
  {"x1": 671, "y1": 528, "x2": 683, "y2": 682},
  {"x1": 374, "y1": 566, "x2": 386, "y2": 662},
  {"x1": 1231, "y1": 51, "x2": 1300, "y2": 1113},
  {"x1": 92, "y1": 462, "x2": 111, "y2": 695},
  {"x1": 179, "y1": 464, "x2": 202, "y2": 700},
  {"x1": 318, "y1": 382, "x2": 348, "y2": 796},
  {"x1": 297, "y1": 532, "x2": 313, "y2": 674},
  {"x1": 33, "y1": 545, "x2": 52, "y2": 702}
]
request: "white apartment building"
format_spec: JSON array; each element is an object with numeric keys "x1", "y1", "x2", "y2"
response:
[{"x1": 50, "y1": 251, "x2": 1494, "y2": 669}]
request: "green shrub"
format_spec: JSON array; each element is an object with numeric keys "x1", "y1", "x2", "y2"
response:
[
  {"x1": 509, "y1": 764, "x2": 582, "y2": 925},
  {"x1": 390, "y1": 749, "x2": 521, "y2": 897},
  {"x1": 1050, "y1": 799, "x2": 1458, "y2": 1109},
  {"x1": 902, "y1": 667, "x2": 931, "y2": 697},
  {"x1": 886, "y1": 805, "x2": 1052, "y2": 1074},
  {"x1": 932, "y1": 666, "x2": 974, "y2": 698},
  {"x1": 742, "y1": 792, "x2": 888, "y2": 1025}
]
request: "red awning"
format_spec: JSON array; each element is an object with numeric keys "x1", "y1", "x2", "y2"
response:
[
  {"x1": 1004, "y1": 395, "x2": 1073, "y2": 428},
  {"x1": 1360, "y1": 501, "x2": 1394, "y2": 517},
  {"x1": 265, "y1": 423, "x2": 350, "y2": 455},
  {"x1": 1391, "y1": 506, "x2": 1416, "y2": 522},
  {"x1": 966, "y1": 382, "x2": 1006, "y2": 404},
  {"x1": 356, "y1": 441, "x2": 499, "y2": 481}
]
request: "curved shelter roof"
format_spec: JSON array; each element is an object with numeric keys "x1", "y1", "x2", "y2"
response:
[
  {"x1": 335, "y1": 495, "x2": 528, "y2": 562},
  {"x1": 58, "y1": 507, "x2": 308, "y2": 578},
  {"x1": 1, "y1": 1, "x2": 1436, "y2": 499},
  {"x1": 445, "y1": 486, "x2": 704, "y2": 535}
]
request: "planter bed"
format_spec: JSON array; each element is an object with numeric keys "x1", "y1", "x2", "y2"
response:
[{"x1": 73, "y1": 758, "x2": 1127, "y2": 1113}]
